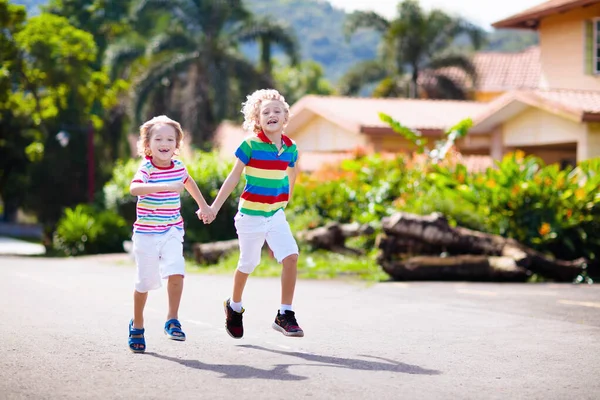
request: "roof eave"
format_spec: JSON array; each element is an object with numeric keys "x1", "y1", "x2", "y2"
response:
[
  {"x1": 492, "y1": 0, "x2": 600, "y2": 30},
  {"x1": 582, "y1": 112, "x2": 600, "y2": 122}
]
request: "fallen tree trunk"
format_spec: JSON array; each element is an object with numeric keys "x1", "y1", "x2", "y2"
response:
[
  {"x1": 379, "y1": 212, "x2": 596, "y2": 282},
  {"x1": 380, "y1": 255, "x2": 529, "y2": 281},
  {"x1": 297, "y1": 222, "x2": 374, "y2": 254},
  {"x1": 192, "y1": 239, "x2": 239, "y2": 264}
]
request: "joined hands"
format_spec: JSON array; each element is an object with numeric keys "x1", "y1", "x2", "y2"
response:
[{"x1": 196, "y1": 205, "x2": 217, "y2": 224}]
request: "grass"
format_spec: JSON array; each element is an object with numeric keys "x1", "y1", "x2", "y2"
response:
[{"x1": 187, "y1": 248, "x2": 389, "y2": 282}]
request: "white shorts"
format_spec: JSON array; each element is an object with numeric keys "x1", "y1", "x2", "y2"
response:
[
  {"x1": 132, "y1": 227, "x2": 185, "y2": 292},
  {"x1": 234, "y1": 209, "x2": 299, "y2": 274}
]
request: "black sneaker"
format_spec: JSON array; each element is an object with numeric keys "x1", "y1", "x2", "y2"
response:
[
  {"x1": 272, "y1": 310, "x2": 304, "y2": 337},
  {"x1": 224, "y1": 299, "x2": 244, "y2": 339}
]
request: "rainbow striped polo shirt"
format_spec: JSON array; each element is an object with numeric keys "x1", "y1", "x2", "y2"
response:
[
  {"x1": 235, "y1": 131, "x2": 298, "y2": 217},
  {"x1": 131, "y1": 157, "x2": 189, "y2": 234}
]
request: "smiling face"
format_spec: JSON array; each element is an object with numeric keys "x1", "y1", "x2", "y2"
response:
[
  {"x1": 148, "y1": 124, "x2": 178, "y2": 166},
  {"x1": 259, "y1": 99, "x2": 288, "y2": 134}
]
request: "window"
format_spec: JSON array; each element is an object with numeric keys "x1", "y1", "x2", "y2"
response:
[{"x1": 585, "y1": 19, "x2": 600, "y2": 75}]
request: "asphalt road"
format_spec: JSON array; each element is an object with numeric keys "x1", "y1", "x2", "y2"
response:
[{"x1": 1, "y1": 255, "x2": 599, "y2": 400}]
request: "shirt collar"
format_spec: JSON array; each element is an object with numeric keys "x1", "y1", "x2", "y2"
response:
[{"x1": 257, "y1": 131, "x2": 293, "y2": 147}]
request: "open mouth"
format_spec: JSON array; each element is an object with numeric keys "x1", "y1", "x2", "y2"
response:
[
  {"x1": 267, "y1": 119, "x2": 278, "y2": 125},
  {"x1": 159, "y1": 149, "x2": 170, "y2": 153}
]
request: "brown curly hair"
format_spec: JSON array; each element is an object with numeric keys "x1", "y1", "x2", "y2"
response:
[
  {"x1": 137, "y1": 115, "x2": 184, "y2": 157},
  {"x1": 241, "y1": 89, "x2": 290, "y2": 133}
]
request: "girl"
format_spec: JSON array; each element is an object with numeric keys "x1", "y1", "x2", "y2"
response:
[{"x1": 128, "y1": 115, "x2": 214, "y2": 353}]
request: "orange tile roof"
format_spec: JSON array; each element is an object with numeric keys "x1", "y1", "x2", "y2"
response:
[
  {"x1": 421, "y1": 47, "x2": 541, "y2": 92},
  {"x1": 287, "y1": 95, "x2": 487, "y2": 134},
  {"x1": 472, "y1": 88, "x2": 600, "y2": 132},
  {"x1": 493, "y1": 0, "x2": 600, "y2": 29}
]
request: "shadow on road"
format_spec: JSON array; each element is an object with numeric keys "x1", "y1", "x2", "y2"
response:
[
  {"x1": 145, "y1": 352, "x2": 307, "y2": 381},
  {"x1": 239, "y1": 345, "x2": 441, "y2": 375}
]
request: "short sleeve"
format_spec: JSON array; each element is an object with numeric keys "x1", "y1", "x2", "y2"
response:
[
  {"x1": 289, "y1": 145, "x2": 299, "y2": 168},
  {"x1": 181, "y1": 163, "x2": 190, "y2": 184},
  {"x1": 131, "y1": 162, "x2": 150, "y2": 184},
  {"x1": 235, "y1": 139, "x2": 252, "y2": 165}
]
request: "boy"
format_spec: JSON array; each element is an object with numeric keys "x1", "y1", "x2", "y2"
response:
[{"x1": 207, "y1": 89, "x2": 303, "y2": 338}]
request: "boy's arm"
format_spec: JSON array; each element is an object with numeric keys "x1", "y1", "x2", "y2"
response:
[
  {"x1": 130, "y1": 182, "x2": 183, "y2": 196},
  {"x1": 287, "y1": 166, "x2": 297, "y2": 200},
  {"x1": 211, "y1": 159, "x2": 246, "y2": 213}
]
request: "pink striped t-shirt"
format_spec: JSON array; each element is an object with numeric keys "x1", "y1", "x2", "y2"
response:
[{"x1": 131, "y1": 157, "x2": 189, "y2": 235}]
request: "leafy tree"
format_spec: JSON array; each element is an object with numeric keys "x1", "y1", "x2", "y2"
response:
[
  {"x1": 43, "y1": 0, "x2": 134, "y2": 66},
  {"x1": 341, "y1": 0, "x2": 485, "y2": 99},
  {"x1": 0, "y1": 9, "x2": 125, "y2": 229},
  {"x1": 273, "y1": 60, "x2": 335, "y2": 105},
  {"x1": 105, "y1": 0, "x2": 299, "y2": 147},
  {"x1": 0, "y1": 1, "x2": 30, "y2": 222}
]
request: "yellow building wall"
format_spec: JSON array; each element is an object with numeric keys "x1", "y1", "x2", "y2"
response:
[
  {"x1": 539, "y1": 4, "x2": 600, "y2": 90},
  {"x1": 503, "y1": 107, "x2": 585, "y2": 147},
  {"x1": 586, "y1": 123, "x2": 600, "y2": 159},
  {"x1": 291, "y1": 117, "x2": 367, "y2": 152}
]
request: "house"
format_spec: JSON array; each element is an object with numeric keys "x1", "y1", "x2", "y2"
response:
[{"x1": 214, "y1": 0, "x2": 600, "y2": 170}]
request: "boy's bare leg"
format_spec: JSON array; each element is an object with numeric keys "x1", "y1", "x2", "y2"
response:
[
  {"x1": 133, "y1": 290, "x2": 148, "y2": 328},
  {"x1": 232, "y1": 269, "x2": 250, "y2": 303},
  {"x1": 167, "y1": 274, "x2": 184, "y2": 321},
  {"x1": 281, "y1": 254, "x2": 299, "y2": 305}
]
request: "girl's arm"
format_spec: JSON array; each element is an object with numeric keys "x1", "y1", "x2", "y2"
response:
[
  {"x1": 130, "y1": 181, "x2": 183, "y2": 196},
  {"x1": 184, "y1": 178, "x2": 213, "y2": 217},
  {"x1": 211, "y1": 159, "x2": 246, "y2": 213},
  {"x1": 287, "y1": 166, "x2": 297, "y2": 200}
]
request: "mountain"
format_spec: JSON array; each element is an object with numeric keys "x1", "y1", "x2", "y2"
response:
[
  {"x1": 243, "y1": 0, "x2": 380, "y2": 82},
  {"x1": 12, "y1": 0, "x2": 538, "y2": 83}
]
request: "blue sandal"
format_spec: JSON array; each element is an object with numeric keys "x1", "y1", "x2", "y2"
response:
[
  {"x1": 128, "y1": 319, "x2": 146, "y2": 353},
  {"x1": 164, "y1": 318, "x2": 186, "y2": 341}
]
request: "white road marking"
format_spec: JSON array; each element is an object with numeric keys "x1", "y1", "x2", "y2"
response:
[
  {"x1": 558, "y1": 300, "x2": 600, "y2": 309},
  {"x1": 183, "y1": 319, "x2": 213, "y2": 327},
  {"x1": 456, "y1": 289, "x2": 498, "y2": 296}
]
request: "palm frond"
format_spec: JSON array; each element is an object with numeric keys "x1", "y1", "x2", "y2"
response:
[
  {"x1": 338, "y1": 60, "x2": 388, "y2": 96},
  {"x1": 344, "y1": 11, "x2": 390, "y2": 39},
  {"x1": 423, "y1": 74, "x2": 468, "y2": 100},
  {"x1": 131, "y1": 51, "x2": 200, "y2": 125},
  {"x1": 146, "y1": 31, "x2": 197, "y2": 57},
  {"x1": 131, "y1": 0, "x2": 200, "y2": 32},
  {"x1": 428, "y1": 53, "x2": 477, "y2": 85},
  {"x1": 103, "y1": 38, "x2": 146, "y2": 81},
  {"x1": 235, "y1": 18, "x2": 300, "y2": 66}
]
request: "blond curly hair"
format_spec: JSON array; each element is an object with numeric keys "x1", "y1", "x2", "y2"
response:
[
  {"x1": 137, "y1": 115, "x2": 184, "y2": 157},
  {"x1": 241, "y1": 89, "x2": 290, "y2": 133}
]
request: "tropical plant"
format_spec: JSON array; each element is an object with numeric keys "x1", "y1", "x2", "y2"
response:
[
  {"x1": 53, "y1": 204, "x2": 130, "y2": 256},
  {"x1": 272, "y1": 60, "x2": 335, "y2": 105},
  {"x1": 340, "y1": 0, "x2": 485, "y2": 99},
  {"x1": 104, "y1": 0, "x2": 300, "y2": 147}
]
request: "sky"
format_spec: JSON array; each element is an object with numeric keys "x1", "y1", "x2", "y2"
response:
[{"x1": 326, "y1": 0, "x2": 544, "y2": 30}]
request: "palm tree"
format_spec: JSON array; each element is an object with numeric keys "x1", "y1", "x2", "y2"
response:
[
  {"x1": 104, "y1": 0, "x2": 299, "y2": 147},
  {"x1": 341, "y1": 0, "x2": 485, "y2": 99}
]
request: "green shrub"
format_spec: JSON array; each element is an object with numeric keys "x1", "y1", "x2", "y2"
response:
[{"x1": 53, "y1": 204, "x2": 129, "y2": 256}]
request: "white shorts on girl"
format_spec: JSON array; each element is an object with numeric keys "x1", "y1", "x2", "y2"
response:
[
  {"x1": 132, "y1": 227, "x2": 185, "y2": 292},
  {"x1": 234, "y1": 209, "x2": 299, "y2": 274}
]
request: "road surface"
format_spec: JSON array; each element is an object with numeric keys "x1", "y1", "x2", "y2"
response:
[{"x1": 1, "y1": 255, "x2": 599, "y2": 399}]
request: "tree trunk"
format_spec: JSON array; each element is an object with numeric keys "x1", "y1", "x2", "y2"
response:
[
  {"x1": 192, "y1": 239, "x2": 239, "y2": 265},
  {"x1": 380, "y1": 255, "x2": 529, "y2": 282},
  {"x1": 297, "y1": 222, "x2": 374, "y2": 254},
  {"x1": 379, "y1": 212, "x2": 596, "y2": 282}
]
